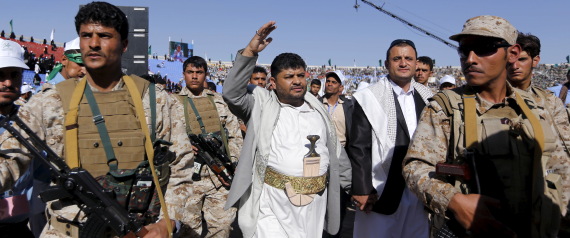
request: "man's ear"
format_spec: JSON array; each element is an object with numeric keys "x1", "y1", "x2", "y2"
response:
[
  {"x1": 532, "y1": 55, "x2": 541, "y2": 68},
  {"x1": 61, "y1": 55, "x2": 68, "y2": 65},
  {"x1": 507, "y1": 44, "x2": 522, "y2": 64},
  {"x1": 122, "y1": 39, "x2": 129, "y2": 53}
]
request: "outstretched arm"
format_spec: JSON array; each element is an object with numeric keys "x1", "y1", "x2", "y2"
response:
[{"x1": 223, "y1": 21, "x2": 277, "y2": 122}]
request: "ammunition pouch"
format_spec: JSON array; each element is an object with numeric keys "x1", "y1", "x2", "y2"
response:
[{"x1": 95, "y1": 147, "x2": 171, "y2": 226}]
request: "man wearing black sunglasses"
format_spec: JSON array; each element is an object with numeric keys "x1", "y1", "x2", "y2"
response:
[
  {"x1": 404, "y1": 15, "x2": 569, "y2": 237},
  {"x1": 346, "y1": 38, "x2": 433, "y2": 237}
]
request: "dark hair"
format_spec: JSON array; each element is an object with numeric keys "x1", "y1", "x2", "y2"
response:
[
  {"x1": 207, "y1": 82, "x2": 217, "y2": 92},
  {"x1": 311, "y1": 79, "x2": 321, "y2": 86},
  {"x1": 253, "y1": 66, "x2": 268, "y2": 75},
  {"x1": 417, "y1": 56, "x2": 434, "y2": 71},
  {"x1": 516, "y1": 32, "x2": 541, "y2": 59},
  {"x1": 386, "y1": 39, "x2": 417, "y2": 61},
  {"x1": 183, "y1": 56, "x2": 208, "y2": 73},
  {"x1": 270, "y1": 53, "x2": 306, "y2": 78},
  {"x1": 75, "y1": 2, "x2": 129, "y2": 41}
]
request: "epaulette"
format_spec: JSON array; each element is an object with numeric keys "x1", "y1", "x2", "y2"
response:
[{"x1": 430, "y1": 92, "x2": 454, "y2": 117}]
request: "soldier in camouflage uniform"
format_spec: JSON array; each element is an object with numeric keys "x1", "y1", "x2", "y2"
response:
[
  {"x1": 403, "y1": 15, "x2": 570, "y2": 237},
  {"x1": 178, "y1": 56, "x2": 243, "y2": 237},
  {"x1": 506, "y1": 32, "x2": 570, "y2": 151},
  {"x1": 0, "y1": 38, "x2": 35, "y2": 237},
  {"x1": 506, "y1": 32, "x2": 570, "y2": 237},
  {"x1": 0, "y1": 2, "x2": 195, "y2": 237}
]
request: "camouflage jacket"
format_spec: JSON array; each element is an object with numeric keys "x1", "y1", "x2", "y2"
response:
[
  {"x1": 0, "y1": 78, "x2": 196, "y2": 232},
  {"x1": 528, "y1": 85, "x2": 570, "y2": 155},
  {"x1": 403, "y1": 84, "x2": 570, "y2": 217},
  {"x1": 178, "y1": 87, "x2": 243, "y2": 188}
]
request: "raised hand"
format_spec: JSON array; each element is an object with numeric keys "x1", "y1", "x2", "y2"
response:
[{"x1": 243, "y1": 21, "x2": 277, "y2": 57}]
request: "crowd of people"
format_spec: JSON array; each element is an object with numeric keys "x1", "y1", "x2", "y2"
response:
[{"x1": 0, "y1": 2, "x2": 569, "y2": 238}]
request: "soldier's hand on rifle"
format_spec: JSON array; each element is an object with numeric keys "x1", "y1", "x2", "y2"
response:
[
  {"x1": 242, "y1": 21, "x2": 276, "y2": 57},
  {"x1": 142, "y1": 219, "x2": 176, "y2": 238},
  {"x1": 448, "y1": 193, "x2": 516, "y2": 237},
  {"x1": 191, "y1": 145, "x2": 199, "y2": 155}
]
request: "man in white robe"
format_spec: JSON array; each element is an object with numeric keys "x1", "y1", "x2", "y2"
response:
[
  {"x1": 222, "y1": 21, "x2": 351, "y2": 238},
  {"x1": 347, "y1": 39, "x2": 433, "y2": 237}
]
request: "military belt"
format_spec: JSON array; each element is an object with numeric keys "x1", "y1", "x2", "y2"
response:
[{"x1": 264, "y1": 167, "x2": 327, "y2": 194}]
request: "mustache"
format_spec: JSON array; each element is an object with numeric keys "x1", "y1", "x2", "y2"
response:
[
  {"x1": 463, "y1": 65, "x2": 484, "y2": 74},
  {"x1": 0, "y1": 86, "x2": 18, "y2": 93},
  {"x1": 86, "y1": 50, "x2": 105, "y2": 57}
]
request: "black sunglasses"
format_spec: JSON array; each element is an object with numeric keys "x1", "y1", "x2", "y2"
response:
[
  {"x1": 457, "y1": 42, "x2": 511, "y2": 58},
  {"x1": 389, "y1": 39, "x2": 417, "y2": 52}
]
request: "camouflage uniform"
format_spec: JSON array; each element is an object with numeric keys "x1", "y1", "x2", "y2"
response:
[
  {"x1": 403, "y1": 84, "x2": 570, "y2": 236},
  {"x1": 179, "y1": 87, "x2": 243, "y2": 238},
  {"x1": 529, "y1": 84, "x2": 570, "y2": 236},
  {"x1": 0, "y1": 78, "x2": 196, "y2": 237},
  {"x1": 527, "y1": 85, "x2": 570, "y2": 151},
  {"x1": 13, "y1": 97, "x2": 27, "y2": 106}
]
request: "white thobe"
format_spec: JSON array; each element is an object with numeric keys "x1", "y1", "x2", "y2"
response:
[
  {"x1": 255, "y1": 102, "x2": 330, "y2": 238},
  {"x1": 353, "y1": 81, "x2": 428, "y2": 238}
]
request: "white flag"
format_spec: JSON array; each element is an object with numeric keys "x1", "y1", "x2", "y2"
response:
[{"x1": 50, "y1": 29, "x2": 55, "y2": 41}]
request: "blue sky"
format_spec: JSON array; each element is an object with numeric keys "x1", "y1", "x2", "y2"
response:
[{"x1": 3, "y1": 0, "x2": 569, "y2": 67}]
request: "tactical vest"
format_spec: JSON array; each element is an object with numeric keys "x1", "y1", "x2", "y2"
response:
[
  {"x1": 183, "y1": 95, "x2": 223, "y2": 135},
  {"x1": 176, "y1": 92, "x2": 231, "y2": 156},
  {"x1": 431, "y1": 86, "x2": 562, "y2": 238},
  {"x1": 53, "y1": 76, "x2": 174, "y2": 235},
  {"x1": 56, "y1": 76, "x2": 149, "y2": 177}
]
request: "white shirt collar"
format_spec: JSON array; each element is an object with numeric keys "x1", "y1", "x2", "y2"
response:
[{"x1": 389, "y1": 79, "x2": 414, "y2": 95}]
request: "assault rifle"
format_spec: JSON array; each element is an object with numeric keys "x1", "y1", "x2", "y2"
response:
[
  {"x1": 188, "y1": 134, "x2": 233, "y2": 187},
  {"x1": 198, "y1": 134, "x2": 236, "y2": 174},
  {"x1": 0, "y1": 113, "x2": 148, "y2": 238}
]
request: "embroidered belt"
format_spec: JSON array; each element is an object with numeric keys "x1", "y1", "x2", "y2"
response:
[{"x1": 264, "y1": 167, "x2": 328, "y2": 194}]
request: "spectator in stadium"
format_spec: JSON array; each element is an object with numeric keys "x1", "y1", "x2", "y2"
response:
[
  {"x1": 415, "y1": 56, "x2": 433, "y2": 87},
  {"x1": 309, "y1": 78, "x2": 321, "y2": 97},
  {"x1": 438, "y1": 75, "x2": 457, "y2": 91},
  {"x1": 249, "y1": 65, "x2": 267, "y2": 88},
  {"x1": 15, "y1": 84, "x2": 33, "y2": 106},
  {"x1": 45, "y1": 37, "x2": 86, "y2": 85}
]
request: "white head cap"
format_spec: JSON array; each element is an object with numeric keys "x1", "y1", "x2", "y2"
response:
[
  {"x1": 21, "y1": 84, "x2": 33, "y2": 94},
  {"x1": 64, "y1": 37, "x2": 81, "y2": 51},
  {"x1": 439, "y1": 75, "x2": 457, "y2": 86},
  {"x1": 0, "y1": 39, "x2": 29, "y2": 69}
]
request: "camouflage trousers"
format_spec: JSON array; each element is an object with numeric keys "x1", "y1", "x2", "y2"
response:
[{"x1": 186, "y1": 177, "x2": 236, "y2": 238}]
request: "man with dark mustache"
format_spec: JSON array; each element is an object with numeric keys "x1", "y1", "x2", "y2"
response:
[
  {"x1": 223, "y1": 21, "x2": 351, "y2": 238},
  {"x1": 403, "y1": 15, "x2": 570, "y2": 237},
  {"x1": 0, "y1": 2, "x2": 195, "y2": 237},
  {"x1": 0, "y1": 39, "x2": 35, "y2": 237}
]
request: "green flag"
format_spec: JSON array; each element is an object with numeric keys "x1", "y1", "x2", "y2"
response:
[
  {"x1": 328, "y1": 58, "x2": 331, "y2": 66},
  {"x1": 379, "y1": 59, "x2": 382, "y2": 66},
  {"x1": 148, "y1": 45, "x2": 151, "y2": 55},
  {"x1": 9, "y1": 19, "x2": 13, "y2": 33},
  {"x1": 566, "y1": 55, "x2": 569, "y2": 63}
]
